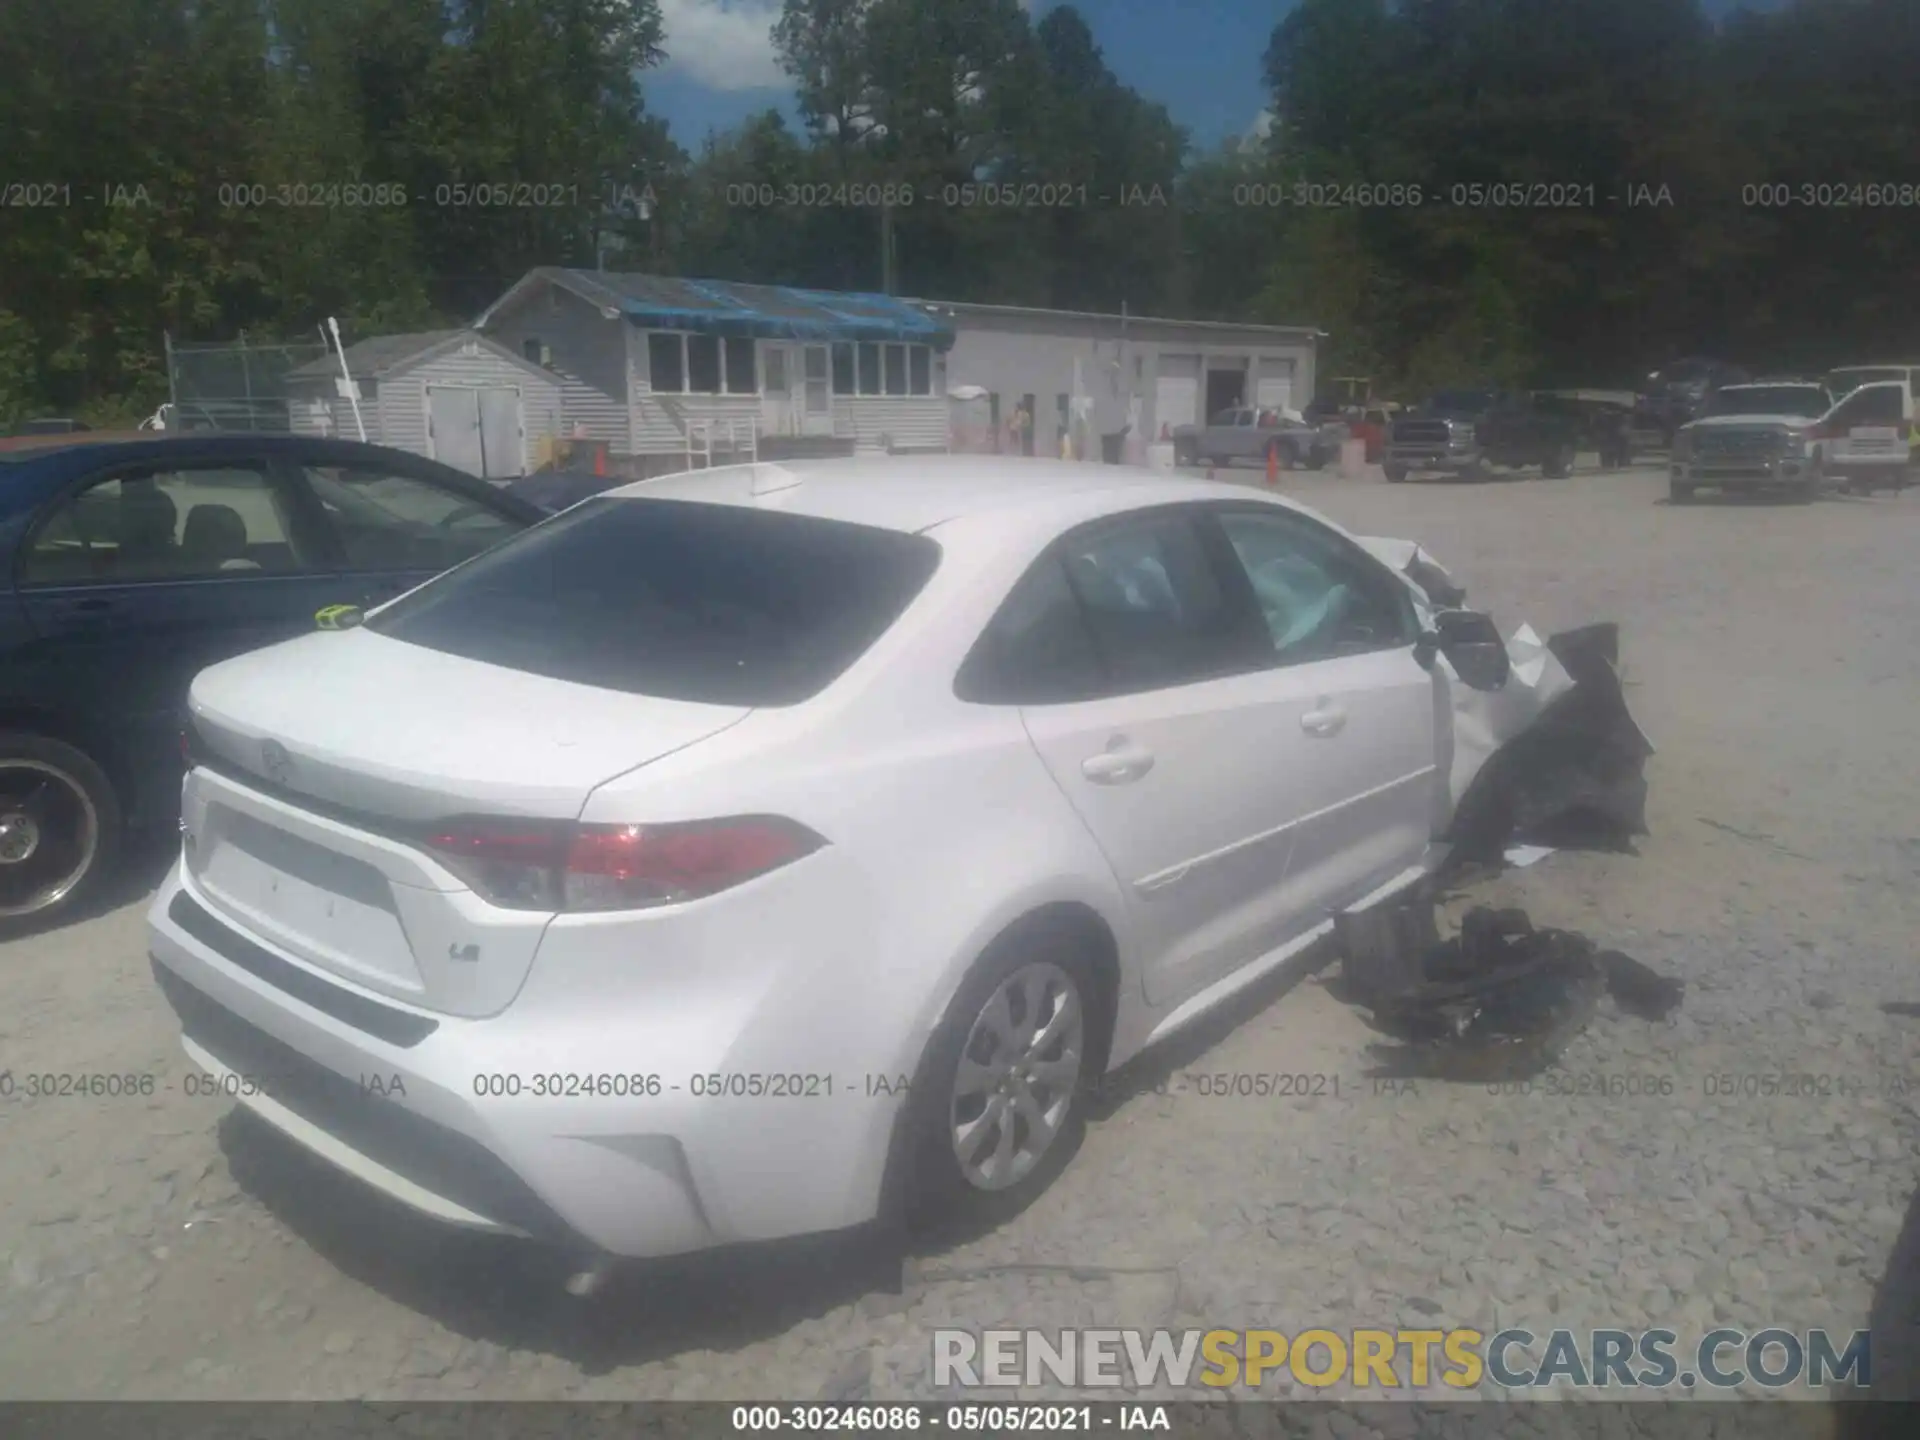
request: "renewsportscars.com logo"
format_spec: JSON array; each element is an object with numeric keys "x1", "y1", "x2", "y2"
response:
[{"x1": 933, "y1": 1327, "x2": 1871, "y2": 1391}]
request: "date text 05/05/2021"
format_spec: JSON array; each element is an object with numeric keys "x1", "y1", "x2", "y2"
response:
[{"x1": 729, "y1": 1405, "x2": 1173, "y2": 1432}]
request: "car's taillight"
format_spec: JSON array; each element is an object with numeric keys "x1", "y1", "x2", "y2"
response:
[{"x1": 422, "y1": 816, "x2": 824, "y2": 913}]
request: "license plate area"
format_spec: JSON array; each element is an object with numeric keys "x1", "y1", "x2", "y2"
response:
[{"x1": 195, "y1": 803, "x2": 427, "y2": 994}]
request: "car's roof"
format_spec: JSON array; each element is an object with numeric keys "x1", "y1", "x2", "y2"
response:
[
  {"x1": 0, "y1": 432, "x2": 411, "y2": 464},
  {"x1": 604, "y1": 455, "x2": 1268, "y2": 535}
]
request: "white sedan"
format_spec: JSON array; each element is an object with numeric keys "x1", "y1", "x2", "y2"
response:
[{"x1": 146, "y1": 456, "x2": 1508, "y2": 1270}]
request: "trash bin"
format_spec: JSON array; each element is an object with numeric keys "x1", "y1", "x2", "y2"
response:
[{"x1": 1100, "y1": 432, "x2": 1125, "y2": 464}]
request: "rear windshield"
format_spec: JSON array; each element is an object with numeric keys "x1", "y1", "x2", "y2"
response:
[
  {"x1": 365, "y1": 496, "x2": 942, "y2": 705},
  {"x1": 1704, "y1": 386, "x2": 1829, "y2": 418}
]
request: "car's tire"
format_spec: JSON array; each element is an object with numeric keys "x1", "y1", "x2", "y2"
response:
[
  {"x1": 1669, "y1": 477, "x2": 1694, "y2": 504},
  {"x1": 1384, "y1": 464, "x2": 1409, "y2": 484},
  {"x1": 903, "y1": 918, "x2": 1104, "y2": 1231},
  {"x1": 1542, "y1": 444, "x2": 1575, "y2": 480},
  {"x1": 0, "y1": 732, "x2": 122, "y2": 935},
  {"x1": 1173, "y1": 439, "x2": 1196, "y2": 467}
]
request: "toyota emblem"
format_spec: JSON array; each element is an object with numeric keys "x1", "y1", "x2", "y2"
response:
[{"x1": 261, "y1": 739, "x2": 292, "y2": 783}]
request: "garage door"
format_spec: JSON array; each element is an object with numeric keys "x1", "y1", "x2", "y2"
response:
[
  {"x1": 1156, "y1": 354, "x2": 1200, "y2": 433},
  {"x1": 477, "y1": 387, "x2": 526, "y2": 477},
  {"x1": 427, "y1": 387, "x2": 485, "y2": 476},
  {"x1": 1256, "y1": 359, "x2": 1295, "y2": 415}
]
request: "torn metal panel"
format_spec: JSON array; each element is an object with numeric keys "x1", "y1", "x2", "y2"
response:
[{"x1": 1337, "y1": 900, "x2": 1685, "y2": 1081}]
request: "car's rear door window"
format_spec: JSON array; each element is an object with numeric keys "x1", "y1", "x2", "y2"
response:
[
  {"x1": 955, "y1": 555, "x2": 1105, "y2": 704},
  {"x1": 365, "y1": 497, "x2": 942, "y2": 705},
  {"x1": 1055, "y1": 511, "x2": 1267, "y2": 692},
  {"x1": 19, "y1": 463, "x2": 316, "y2": 585}
]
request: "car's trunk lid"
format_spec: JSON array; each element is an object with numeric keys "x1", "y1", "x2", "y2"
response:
[{"x1": 182, "y1": 629, "x2": 749, "y2": 1017}]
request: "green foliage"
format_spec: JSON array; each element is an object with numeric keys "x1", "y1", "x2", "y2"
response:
[{"x1": 2, "y1": 0, "x2": 1913, "y2": 421}]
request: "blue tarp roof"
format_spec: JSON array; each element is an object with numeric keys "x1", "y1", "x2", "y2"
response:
[{"x1": 500, "y1": 267, "x2": 955, "y2": 350}]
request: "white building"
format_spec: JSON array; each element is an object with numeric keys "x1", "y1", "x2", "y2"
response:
[
  {"x1": 475, "y1": 268, "x2": 955, "y2": 474},
  {"x1": 917, "y1": 299, "x2": 1324, "y2": 460},
  {"x1": 286, "y1": 329, "x2": 561, "y2": 479},
  {"x1": 456, "y1": 267, "x2": 1322, "y2": 474}
]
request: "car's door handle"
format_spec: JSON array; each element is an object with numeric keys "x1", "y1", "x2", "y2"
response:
[
  {"x1": 1301, "y1": 704, "x2": 1347, "y2": 737},
  {"x1": 1081, "y1": 743, "x2": 1155, "y2": 784}
]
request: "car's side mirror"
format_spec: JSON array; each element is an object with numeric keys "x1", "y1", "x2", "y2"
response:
[{"x1": 1415, "y1": 609, "x2": 1509, "y2": 690}]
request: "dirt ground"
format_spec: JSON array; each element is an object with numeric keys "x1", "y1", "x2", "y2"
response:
[{"x1": 3, "y1": 462, "x2": 1918, "y2": 1410}]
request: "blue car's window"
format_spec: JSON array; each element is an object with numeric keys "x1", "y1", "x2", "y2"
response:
[
  {"x1": 299, "y1": 465, "x2": 522, "y2": 571},
  {"x1": 18, "y1": 466, "x2": 313, "y2": 586}
]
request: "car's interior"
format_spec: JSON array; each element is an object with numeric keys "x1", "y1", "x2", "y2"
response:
[{"x1": 21, "y1": 472, "x2": 306, "y2": 584}]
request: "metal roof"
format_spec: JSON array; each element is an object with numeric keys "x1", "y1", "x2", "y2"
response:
[
  {"x1": 908, "y1": 296, "x2": 1325, "y2": 339},
  {"x1": 479, "y1": 267, "x2": 957, "y2": 349}
]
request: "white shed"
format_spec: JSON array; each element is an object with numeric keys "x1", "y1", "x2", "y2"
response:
[{"x1": 286, "y1": 328, "x2": 562, "y2": 478}]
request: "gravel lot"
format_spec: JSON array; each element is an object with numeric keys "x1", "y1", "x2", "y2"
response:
[{"x1": 3, "y1": 463, "x2": 1918, "y2": 1414}]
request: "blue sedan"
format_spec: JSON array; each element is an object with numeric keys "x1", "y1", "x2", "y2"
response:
[{"x1": 0, "y1": 433, "x2": 543, "y2": 929}]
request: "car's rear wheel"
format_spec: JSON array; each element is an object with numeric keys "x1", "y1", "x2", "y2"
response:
[
  {"x1": 1384, "y1": 464, "x2": 1409, "y2": 484},
  {"x1": 0, "y1": 733, "x2": 121, "y2": 934},
  {"x1": 905, "y1": 924, "x2": 1100, "y2": 1229},
  {"x1": 1542, "y1": 444, "x2": 1575, "y2": 479}
]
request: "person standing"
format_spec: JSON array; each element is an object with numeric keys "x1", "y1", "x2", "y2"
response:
[{"x1": 1011, "y1": 400, "x2": 1033, "y2": 457}]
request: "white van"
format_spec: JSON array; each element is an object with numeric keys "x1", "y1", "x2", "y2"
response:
[{"x1": 1815, "y1": 374, "x2": 1915, "y2": 493}]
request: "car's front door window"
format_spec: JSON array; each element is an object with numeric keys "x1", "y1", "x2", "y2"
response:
[
  {"x1": 19, "y1": 464, "x2": 314, "y2": 586},
  {"x1": 297, "y1": 465, "x2": 522, "y2": 571},
  {"x1": 1212, "y1": 508, "x2": 1418, "y2": 664}
]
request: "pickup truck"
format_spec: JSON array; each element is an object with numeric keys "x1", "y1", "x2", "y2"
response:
[
  {"x1": 1172, "y1": 406, "x2": 1338, "y2": 470},
  {"x1": 1383, "y1": 389, "x2": 1581, "y2": 482}
]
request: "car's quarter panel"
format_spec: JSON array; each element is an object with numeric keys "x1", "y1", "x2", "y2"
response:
[{"x1": 563, "y1": 510, "x2": 1137, "y2": 1241}]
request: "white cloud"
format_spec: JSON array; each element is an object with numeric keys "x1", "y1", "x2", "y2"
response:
[{"x1": 658, "y1": 0, "x2": 788, "y2": 91}]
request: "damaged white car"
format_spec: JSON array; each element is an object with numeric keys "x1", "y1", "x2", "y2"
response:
[{"x1": 147, "y1": 456, "x2": 1632, "y2": 1280}]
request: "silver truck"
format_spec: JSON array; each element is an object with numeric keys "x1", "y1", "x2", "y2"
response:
[
  {"x1": 1171, "y1": 406, "x2": 1337, "y2": 470},
  {"x1": 1667, "y1": 381, "x2": 1832, "y2": 502}
]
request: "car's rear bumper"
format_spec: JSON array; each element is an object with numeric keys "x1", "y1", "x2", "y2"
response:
[{"x1": 146, "y1": 858, "x2": 899, "y2": 1259}]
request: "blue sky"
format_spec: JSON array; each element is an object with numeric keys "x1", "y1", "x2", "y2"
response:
[{"x1": 650, "y1": 1, "x2": 1778, "y2": 158}]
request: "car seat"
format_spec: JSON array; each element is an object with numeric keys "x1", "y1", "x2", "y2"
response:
[{"x1": 181, "y1": 503, "x2": 260, "y2": 570}]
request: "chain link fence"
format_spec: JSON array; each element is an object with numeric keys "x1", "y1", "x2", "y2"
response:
[{"x1": 161, "y1": 335, "x2": 333, "y2": 431}]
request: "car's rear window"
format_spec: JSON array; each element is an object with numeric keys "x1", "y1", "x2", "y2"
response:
[{"x1": 364, "y1": 496, "x2": 942, "y2": 705}]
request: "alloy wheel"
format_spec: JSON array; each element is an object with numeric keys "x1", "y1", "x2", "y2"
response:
[
  {"x1": 948, "y1": 961, "x2": 1085, "y2": 1191},
  {"x1": 0, "y1": 759, "x2": 100, "y2": 919}
]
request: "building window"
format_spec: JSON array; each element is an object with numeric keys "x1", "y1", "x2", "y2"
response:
[
  {"x1": 724, "y1": 337, "x2": 756, "y2": 395},
  {"x1": 686, "y1": 334, "x2": 721, "y2": 394},
  {"x1": 910, "y1": 347, "x2": 931, "y2": 396},
  {"x1": 648, "y1": 332, "x2": 684, "y2": 393},
  {"x1": 884, "y1": 344, "x2": 908, "y2": 396},
  {"x1": 857, "y1": 343, "x2": 882, "y2": 396},
  {"x1": 832, "y1": 343, "x2": 855, "y2": 395}
]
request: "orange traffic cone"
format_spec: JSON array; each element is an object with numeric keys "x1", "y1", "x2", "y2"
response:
[
  {"x1": 1266, "y1": 445, "x2": 1279, "y2": 487},
  {"x1": 594, "y1": 445, "x2": 607, "y2": 478}
]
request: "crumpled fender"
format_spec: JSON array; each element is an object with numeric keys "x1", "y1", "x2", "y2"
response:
[{"x1": 1354, "y1": 535, "x2": 1578, "y2": 818}]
